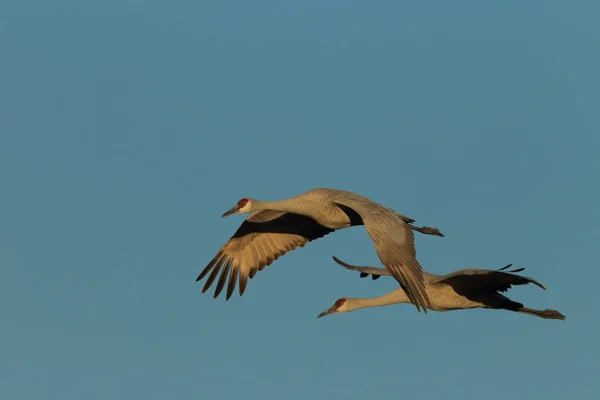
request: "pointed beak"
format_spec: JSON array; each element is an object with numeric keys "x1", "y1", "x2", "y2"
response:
[
  {"x1": 317, "y1": 304, "x2": 339, "y2": 319},
  {"x1": 221, "y1": 205, "x2": 241, "y2": 218}
]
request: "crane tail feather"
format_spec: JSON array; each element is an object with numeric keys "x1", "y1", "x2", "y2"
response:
[{"x1": 524, "y1": 277, "x2": 547, "y2": 290}]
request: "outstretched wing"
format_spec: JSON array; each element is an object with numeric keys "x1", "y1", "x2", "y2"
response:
[
  {"x1": 334, "y1": 196, "x2": 430, "y2": 312},
  {"x1": 331, "y1": 256, "x2": 391, "y2": 280},
  {"x1": 434, "y1": 266, "x2": 546, "y2": 294},
  {"x1": 197, "y1": 210, "x2": 335, "y2": 300}
]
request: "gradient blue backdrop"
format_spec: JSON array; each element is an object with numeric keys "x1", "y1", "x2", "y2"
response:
[{"x1": 1, "y1": 1, "x2": 599, "y2": 399}]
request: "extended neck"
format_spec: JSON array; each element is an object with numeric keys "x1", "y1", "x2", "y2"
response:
[
  {"x1": 252, "y1": 198, "x2": 309, "y2": 216},
  {"x1": 346, "y1": 289, "x2": 410, "y2": 312}
]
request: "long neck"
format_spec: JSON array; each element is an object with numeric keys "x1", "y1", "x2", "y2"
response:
[
  {"x1": 347, "y1": 289, "x2": 410, "y2": 311},
  {"x1": 252, "y1": 198, "x2": 311, "y2": 216}
]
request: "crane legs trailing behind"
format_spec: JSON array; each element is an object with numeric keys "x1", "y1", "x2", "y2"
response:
[
  {"x1": 197, "y1": 188, "x2": 444, "y2": 312},
  {"x1": 316, "y1": 256, "x2": 565, "y2": 321},
  {"x1": 198, "y1": 188, "x2": 564, "y2": 322}
]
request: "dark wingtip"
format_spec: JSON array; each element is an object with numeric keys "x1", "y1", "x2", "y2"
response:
[
  {"x1": 498, "y1": 264, "x2": 513, "y2": 271},
  {"x1": 197, "y1": 251, "x2": 224, "y2": 282},
  {"x1": 532, "y1": 279, "x2": 547, "y2": 291},
  {"x1": 332, "y1": 256, "x2": 348, "y2": 267},
  {"x1": 214, "y1": 262, "x2": 230, "y2": 299},
  {"x1": 239, "y1": 273, "x2": 248, "y2": 296},
  {"x1": 196, "y1": 267, "x2": 211, "y2": 282},
  {"x1": 226, "y1": 267, "x2": 239, "y2": 300}
]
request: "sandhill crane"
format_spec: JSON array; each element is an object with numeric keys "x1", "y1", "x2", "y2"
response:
[
  {"x1": 316, "y1": 256, "x2": 565, "y2": 320},
  {"x1": 196, "y1": 188, "x2": 444, "y2": 311}
]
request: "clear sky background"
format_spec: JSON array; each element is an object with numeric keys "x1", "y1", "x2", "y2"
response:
[{"x1": 1, "y1": 1, "x2": 599, "y2": 399}]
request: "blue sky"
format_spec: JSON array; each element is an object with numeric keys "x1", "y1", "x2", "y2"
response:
[{"x1": 1, "y1": 1, "x2": 599, "y2": 399}]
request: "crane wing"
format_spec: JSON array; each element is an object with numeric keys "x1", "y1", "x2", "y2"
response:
[
  {"x1": 197, "y1": 210, "x2": 335, "y2": 300},
  {"x1": 331, "y1": 256, "x2": 391, "y2": 280},
  {"x1": 333, "y1": 197, "x2": 431, "y2": 312},
  {"x1": 433, "y1": 267, "x2": 546, "y2": 294}
]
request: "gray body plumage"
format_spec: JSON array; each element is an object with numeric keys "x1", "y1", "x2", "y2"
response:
[
  {"x1": 328, "y1": 256, "x2": 565, "y2": 320},
  {"x1": 197, "y1": 188, "x2": 442, "y2": 311}
]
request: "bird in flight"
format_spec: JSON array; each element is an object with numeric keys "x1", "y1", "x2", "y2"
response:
[
  {"x1": 316, "y1": 256, "x2": 565, "y2": 320},
  {"x1": 197, "y1": 188, "x2": 443, "y2": 312}
]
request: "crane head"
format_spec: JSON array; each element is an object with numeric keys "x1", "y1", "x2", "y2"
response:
[
  {"x1": 221, "y1": 198, "x2": 252, "y2": 218},
  {"x1": 317, "y1": 298, "x2": 348, "y2": 318}
]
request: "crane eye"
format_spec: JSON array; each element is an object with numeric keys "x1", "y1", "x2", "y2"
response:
[
  {"x1": 335, "y1": 298, "x2": 346, "y2": 307},
  {"x1": 237, "y1": 198, "x2": 249, "y2": 207}
]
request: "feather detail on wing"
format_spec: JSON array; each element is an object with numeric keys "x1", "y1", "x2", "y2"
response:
[
  {"x1": 333, "y1": 197, "x2": 430, "y2": 312},
  {"x1": 197, "y1": 210, "x2": 335, "y2": 300},
  {"x1": 331, "y1": 256, "x2": 391, "y2": 280},
  {"x1": 433, "y1": 267, "x2": 547, "y2": 293}
]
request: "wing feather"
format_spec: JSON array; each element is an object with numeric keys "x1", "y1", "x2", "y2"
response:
[
  {"x1": 197, "y1": 210, "x2": 335, "y2": 300},
  {"x1": 332, "y1": 256, "x2": 391, "y2": 277},
  {"x1": 202, "y1": 253, "x2": 225, "y2": 293},
  {"x1": 213, "y1": 259, "x2": 231, "y2": 298},
  {"x1": 333, "y1": 197, "x2": 430, "y2": 312},
  {"x1": 434, "y1": 268, "x2": 547, "y2": 293}
]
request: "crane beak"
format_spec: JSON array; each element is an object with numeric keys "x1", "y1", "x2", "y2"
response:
[
  {"x1": 221, "y1": 205, "x2": 241, "y2": 218},
  {"x1": 317, "y1": 304, "x2": 339, "y2": 318}
]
